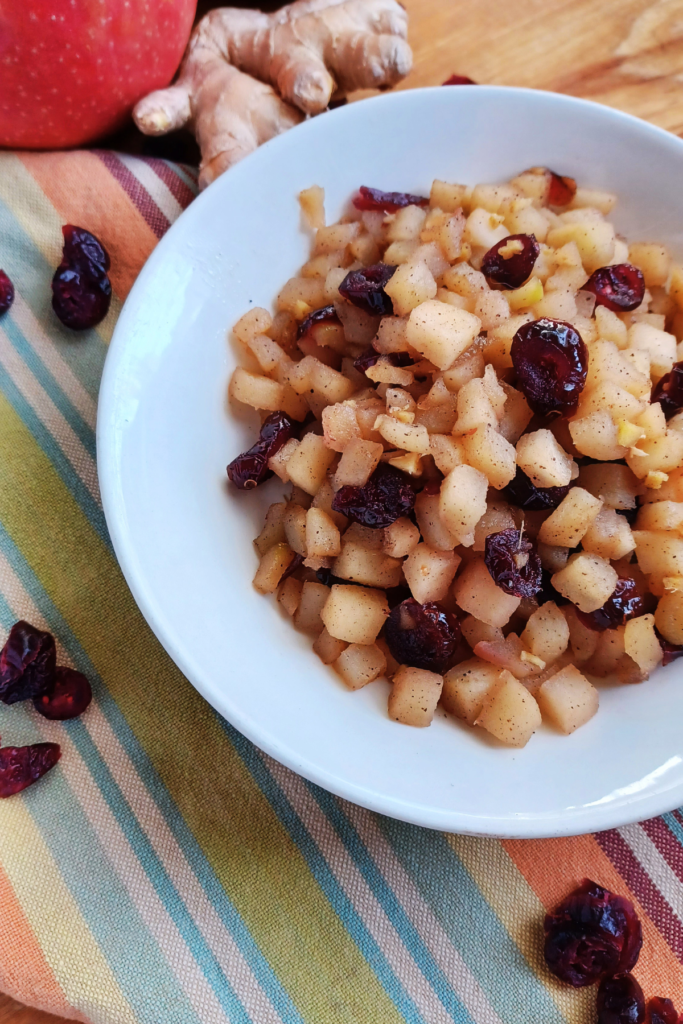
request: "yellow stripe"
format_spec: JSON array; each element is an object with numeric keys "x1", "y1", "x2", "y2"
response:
[
  {"x1": 0, "y1": 154, "x2": 119, "y2": 343},
  {"x1": 448, "y1": 835, "x2": 594, "y2": 1024},
  {"x1": 0, "y1": 796, "x2": 137, "y2": 1024},
  {"x1": 0, "y1": 393, "x2": 404, "y2": 1024}
]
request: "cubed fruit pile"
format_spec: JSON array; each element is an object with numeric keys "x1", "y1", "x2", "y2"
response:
[{"x1": 226, "y1": 168, "x2": 683, "y2": 748}]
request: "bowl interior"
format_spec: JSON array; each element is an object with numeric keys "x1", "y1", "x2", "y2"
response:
[{"x1": 98, "y1": 86, "x2": 683, "y2": 837}]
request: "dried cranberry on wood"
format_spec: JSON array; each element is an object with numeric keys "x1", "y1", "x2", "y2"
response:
[
  {"x1": 577, "y1": 577, "x2": 645, "y2": 632},
  {"x1": 332, "y1": 462, "x2": 415, "y2": 529},
  {"x1": 584, "y1": 264, "x2": 645, "y2": 313},
  {"x1": 598, "y1": 975, "x2": 646, "y2": 1024},
  {"x1": 481, "y1": 233, "x2": 540, "y2": 290},
  {"x1": 646, "y1": 998, "x2": 680, "y2": 1024},
  {"x1": 544, "y1": 879, "x2": 642, "y2": 987},
  {"x1": 485, "y1": 528, "x2": 542, "y2": 598},
  {"x1": 0, "y1": 621, "x2": 56, "y2": 705},
  {"x1": 384, "y1": 598, "x2": 461, "y2": 673},
  {"x1": 352, "y1": 186, "x2": 429, "y2": 213},
  {"x1": 227, "y1": 411, "x2": 295, "y2": 490},
  {"x1": 339, "y1": 263, "x2": 397, "y2": 317},
  {"x1": 511, "y1": 318, "x2": 588, "y2": 416},
  {"x1": 52, "y1": 225, "x2": 112, "y2": 330},
  {"x1": 652, "y1": 362, "x2": 683, "y2": 420},
  {"x1": 0, "y1": 742, "x2": 61, "y2": 798},
  {"x1": 33, "y1": 666, "x2": 92, "y2": 720},
  {"x1": 0, "y1": 270, "x2": 14, "y2": 314},
  {"x1": 503, "y1": 467, "x2": 569, "y2": 511},
  {"x1": 443, "y1": 74, "x2": 477, "y2": 85}
]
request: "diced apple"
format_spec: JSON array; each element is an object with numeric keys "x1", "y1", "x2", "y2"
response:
[
  {"x1": 332, "y1": 542, "x2": 403, "y2": 588},
  {"x1": 537, "y1": 665, "x2": 599, "y2": 734},
  {"x1": 441, "y1": 658, "x2": 501, "y2": 725},
  {"x1": 383, "y1": 260, "x2": 437, "y2": 316},
  {"x1": 636, "y1": 501, "x2": 683, "y2": 533},
  {"x1": 629, "y1": 242, "x2": 671, "y2": 288},
  {"x1": 461, "y1": 616, "x2": 504, "y2": 649},
  {"x1": 562, "y1": 604, "x2": 599, "y2": 662},
  {"x1": 286, "y1": 433, "x2": 337, "y2": 495},
  {"x1": 229, "y1": 367, "x2": 285, "y2": 411},
  {"x1": 383, "y1": 517, "x2": 420, "y2": 559},
  {"x1": 453, "y1": 557, "x2": 521, "y2": 627},
  {"x1": 551, "y1": 553, "x2": 618, "y2": 613},
  {"x1": 403, "y1": 544, "x2": 461, "y2": 603},
  {"x1": 538, "y1": 487, "x2": 603, "y2": 547},
  {"x1": 405, "y1": 299, "x2": 481, "y2": 371},
  {"x1": 515, "y1": 429, "x2": 574, "y2": 488},
  {"x1": 569, "y1": 410, "x2": 628, "y2": 461},
  {"x1": 333, "y1": 438, "x2": 383, "y2": 488},
  {"x1": 415, "y1": 489, "x2": 459, "y2": 550},
  {"x1": 633, "y1": 530, "x2": 683, "y2": 576},
  {"x1": 626, "y1": 431, "x2": 683, "y2": 480},
  {"x1": 624, "y1": 614, "x2": 662, "y2": 675},
  {"x1": 472, "y1": 500, "x2": 516, "y2": 551},
  {"x1": 497, "y1": 383, "x2": 534, "y2": 444},
  {"x1": 595, "y1": 305, "x2": 627, "y2": 348},
  {"x1": 578, "y1": 463, "x2": 641, "y2": 510},
  {"x1": 628, "y1": 322, "x2": 677, "y2": 378},
  {"x1": 335, "y1": 643, "x2": 387, "y2": 689},
  {"x1": 655, "y1": 589, "x2": 683, "y2": 645},
  {"x1": 547, "y1": 221, "x2": 615, "y2": 272},
  {"x1": 439, "y1": 464, "x2": 489, "y2": 545},
  {"x1": 581, "y1": 508, "x2": 635, "y2": 561},
  {"x1": 475, "y1": 670, "x2": 542, "y2": 747},
  {"x1": 253, "y1": 543, "x2": 296, "y2": 594},
  {"x1": 429, "y1": 434, "x2": 465, "y2": 475},
  {"x1": 461, "y1": 424, "x2": 517, "y2": 490},
  {"x1": 277, "y1": 576, "x2": 303, "y2": 617},
  {"x1": 388, "y1": 666, "x2": 444, "y2": 727},
  {"x1": 474, "y1": 633, "x2": 541, "y2": 680},
  {"x1": 321, "y1": 403, "x2": 361, "y2": 452},
  {"x1": 321, "y1": 585, "x2": 389, "y2": 644},
  {"x1": 294, "y1": 581, "x2": 330, "y2": 633},
  {"x1": 312, "y1": 627, "x2": 348, "y2": 664},
  {"x1": 374, "y1": 414, "x2": 431, "y2": 454},
  {"x1": 282, "y1": 502, "x2": 308, "y2": 555},
  {"x1": 233, "y1": 306, "x2": 273, "y2": 344},
  {"x1": 521, "y1": 602, "x2": 570, "y2": 664},
  {"x1": 254, "y1": 502, "x2": 287, "y2": 556},
  {"x1": 306, "y1": 507, "x2": 341, "y2": 558}
]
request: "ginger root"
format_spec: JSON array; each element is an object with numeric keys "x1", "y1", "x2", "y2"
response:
[{"x1": 133, "y1": 0, "x2": 412, "y2": 190}]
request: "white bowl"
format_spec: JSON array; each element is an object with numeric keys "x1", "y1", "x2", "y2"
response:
[{"x1": 98, "y1": 86, "x2": 683, "y2": 838}]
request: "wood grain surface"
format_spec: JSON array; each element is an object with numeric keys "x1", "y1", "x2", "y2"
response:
[{"x1": 4, "y1": 0, "x2": 683, "y2": 1020}]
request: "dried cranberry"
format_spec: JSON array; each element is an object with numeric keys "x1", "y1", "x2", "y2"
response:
[
  {"x1": 484, "y1": 528, "x2": 542, "y2": 598},
  {"x1": 0, "y1": 742, "x2": 61, "y2": 798},
  {"x1": 577, "y1": 577, "x2": 644, "y2": 632},
  {"x1": 339, "y1": 263, "x2": 397, "y2": 316},
  {"x1": 353, "y1": 348, "x2": 413, "y2": 374},
  {"x1": 0, "y1": 621, "x2": 56, "y2": 705},
  {"x1": 547, "y1": 170, "x2": 577, "y2": 207},
  {"x1": 332, "y1": 462, "x2": 415, "y2": 528},
  {"x1": 51, "y1": 225, "x2": 112, "y2": 330},
  {"x1": 0, "y1": 270, "x2": 14, "y2": 314},
  {"x1": 227, "y1": 411, "x2": 295, "y2": 490},
  {"x1": 656, "y1": 629, "x2": 683, "y2": 666},
  {"x1": 511, "y1": 318, "x2": 588, "y2": 416},
  {"x1": 280, "y1": 552, "x2": 304, "y2": 583},
  {"x1": 481, "y1": 233, "x2": 540, "y2": 290},
  {"x1": 384, "y1": 598, "x2": 461, "y2": 672},
  {"x1": 443, "y1": 74, "x2": 477, "y2": 85},
  {"x1": 536, "y1": 568, "x2": 568, "y2": 606},
  {"x1": 646, "y1": 998, "x2": 680, "y2": 1024},
  {"x1": 544, "y1": 879, "x2": 642, "y2": 987},
  {"x1": 297, "y1": 305, "x2": 341, "y2": 339},
  {"x1": 584, "y1": 264, "x2": 645, "y2": 313},
  {"x1": 598, "y1": 975, "x2": 646, "y2": 1024},
  {"x1": 651, "y1": 362, "x2": 683, "y2": 419},
  {"x1": 33, "y1": 666, "x2": 92, "y2": 720},
  {"x1": 503, "y1": 467, "x2": 569, "y2": 511},
  {"x1": 352, "y1": 187, "x2": 429, "y2": 213}
]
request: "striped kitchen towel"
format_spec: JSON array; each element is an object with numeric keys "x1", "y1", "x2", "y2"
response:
[{"x1": 0, "y1": 149, "x2": 681, "y2": 1024}]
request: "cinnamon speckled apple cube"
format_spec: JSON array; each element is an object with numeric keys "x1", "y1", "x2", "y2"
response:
[
  {"x1": 537, "y1": 665, "x2": 599, "y2": 734},
  {"x1": 388, "y1": 666, "x2": 443, "y2": 727},
  {"x1": 475, "y1": 670, "x2": 542, "y2": 747}
]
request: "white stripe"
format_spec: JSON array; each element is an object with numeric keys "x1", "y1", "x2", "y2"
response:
[
  {"x1": 117, "y1": 154, "x2": 184, "y2": 224},
  {"x1": 0, "y1": 327, "x2": 100, "y2": 504},
  {"x1": 0, "y1": 557, "x2": 285, "y2": 1024},
  {"x1": 343, "y1": 802, "x2": 506, "y2": 1024},
  {"x1": 10, "y1": 292, "x2": 98, "y2": 428},
  {"x1": 619, "y1": 822, "x2": 683, "y2": 923},
  {"x1": 265, "y1": 755, "x2": 458, "y2": 1024}
]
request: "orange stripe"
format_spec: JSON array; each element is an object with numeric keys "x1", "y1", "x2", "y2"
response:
[
  {"x1": 0, "y1": 861, "x2": 84, "y2": 1020},
  {"x1": 17, "y1": 150, "x2": 159, "y2": 300},
  {"x1": 503, "y1": 836, "x2": 683, "y2": 1005}
]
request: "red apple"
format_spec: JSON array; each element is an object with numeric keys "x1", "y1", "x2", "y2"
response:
[{"x1": 0, "y1": 0, "x2": 197, "y2": 149}]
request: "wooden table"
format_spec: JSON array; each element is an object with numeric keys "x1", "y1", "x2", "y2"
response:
[{"x1": 3, "y1": 0, "x2": 682, "y2": 1020}]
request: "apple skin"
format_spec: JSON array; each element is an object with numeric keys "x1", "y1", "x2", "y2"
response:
[{"x1": 0, "y1": 0, "x2": 197, "y2": 149}]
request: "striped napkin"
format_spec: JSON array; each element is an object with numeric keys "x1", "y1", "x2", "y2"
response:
[{"x1": 0, "y1": 150, "x2": 681, "y2": 1024}]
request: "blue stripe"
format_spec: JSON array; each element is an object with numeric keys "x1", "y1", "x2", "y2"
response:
[
  {"x1": 305, "y1": 785, "x2": 474, "y2": 1024},
  {"x1": 0, "y1": 521, "x2": 304, "y2": 1024},
  {"x1": 0, "y1": 362, "x2": 110, "y2": 547},
  {"x1": 377, "y1": 818, "x2": 567, "y2": 1024},
  {"x1": 2, "y1": 314, "x2": 96, "y2": 459},
  {"x1": 662, "y1": 810, "x2": 683, "y2": 847},
  {"x1": 222, "y1": 719, "x2": 428, "y2": 1024},
  {"x1": 0, "y1": 192, "x2": 108, "y2": 400}
]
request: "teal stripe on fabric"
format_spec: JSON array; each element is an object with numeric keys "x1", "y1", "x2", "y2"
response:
[
  {"x1": 0, "y1": 362, "x2": 110, "y2": 546},
  {"x1": 662, "y1": 811, "x2": 683, "y2": 847},
  {"x1": 0, "y1": 520, "x2": 305, "y2": 1024},
  {"x1": 221, "y1": 720, "x2": 428, "y2": 1024},
  {"x1": 306, "y1": 784, "x2": 473, "y2": 1024},
  {"x1": 377, "y1": 819, "x2": 566, "y2": 1024},
  {"x1": 0, "y1": 706, "x2": 207, "y2": 1024},
  {"x1": 2, "y1": 314, "x2": 96, "y2": 458},
  {"x1": 0, "y1": 194, "x2": 107, "y2": 399}
]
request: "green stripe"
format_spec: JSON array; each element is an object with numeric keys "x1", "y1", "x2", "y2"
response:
[{"x1": 0, "y1": 392, "x2": 405, "y2": 1024}]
